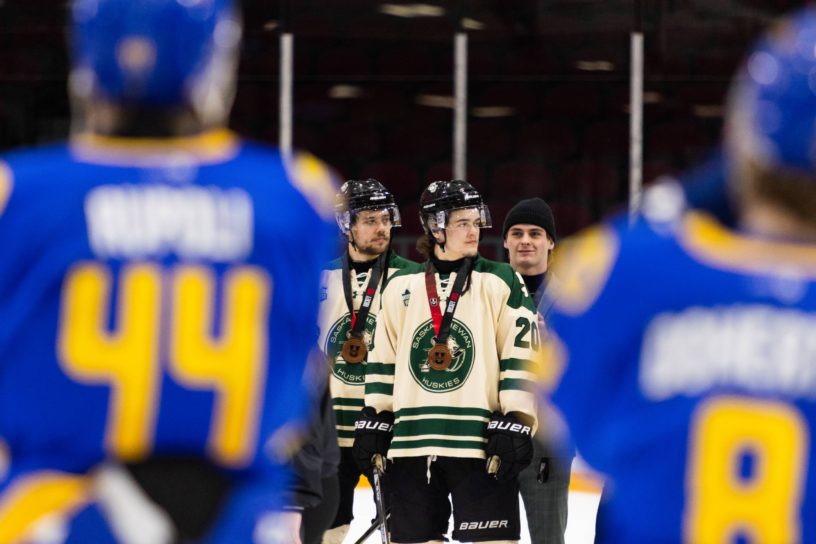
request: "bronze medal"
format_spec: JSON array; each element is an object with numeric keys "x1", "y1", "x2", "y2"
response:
[
  {"x1": 341, "y1": 336, "x2": 367, "y2": 364},
  {"x1": 427, "y1": 344, "x2": 452, "y2": 371}
]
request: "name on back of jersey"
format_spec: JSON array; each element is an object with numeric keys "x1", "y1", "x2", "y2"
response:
[
  {"x1": 640, "y1": 304, "x2": 816, "y2": 400},
  {"x1": 85, "y1": 184, "x2": 253, "y2": 260}
]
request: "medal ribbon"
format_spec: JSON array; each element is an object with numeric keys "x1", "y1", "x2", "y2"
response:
[
  {"x1": 424, "y1": 258, "x2": 471, "y2": 343},
  {"x1": 342, "y1": 253, "x2": 385, "y2": 338}
]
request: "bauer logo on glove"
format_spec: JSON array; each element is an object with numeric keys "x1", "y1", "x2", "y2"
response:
[
  {"x1": 352, "y1": 406, "x2": 395, "y2": 474},
  {"x1": 486, "y1": 419, "x2": 532, "y2": 436},
  {"x1": 484, "y1": 411, "x2": 534, "y2": 482},
  {"x1": 355, "y1": 419, "x2": 393, "y2": 433}
]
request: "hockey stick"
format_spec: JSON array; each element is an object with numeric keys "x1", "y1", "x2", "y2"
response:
[
  {"x1": 370, "y1": 454, "x2": 391, "y2": 544},
  {"x1": 352, "y1": 509, "x2": 391, "y2": 544}
]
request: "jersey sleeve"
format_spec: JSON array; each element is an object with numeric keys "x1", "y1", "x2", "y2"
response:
[
  {"x1": 256, "y1": 155, "x2": 339, "y2": 449},
  {"x1": 544, "y1": 224, "x2": 624, "y2": 472},
  {"x1": 496, "y1": 270, "x2": 540, "y2": 431},
  {"x1": 364, "y1": 281, "x2": 400, "y2": 414}
]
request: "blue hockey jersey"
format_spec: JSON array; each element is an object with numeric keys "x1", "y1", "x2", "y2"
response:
[
  {"x1": 547, "y1": 201, "x2": 816, "y2": 543},
  {"x1": 0, "y1": 130, "x2": 338, "y2": 542}
]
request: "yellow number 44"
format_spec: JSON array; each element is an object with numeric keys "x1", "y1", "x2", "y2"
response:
[{"x1": 57, "y1": 262, "x2": 271, "y2": 468}]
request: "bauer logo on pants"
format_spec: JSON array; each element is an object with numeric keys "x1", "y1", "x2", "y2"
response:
[
  {"x1": 408, "y1": 318, "x2": 474, "y2": 393},
  {"x1": 459, "y1": 520, "x2": 509, "y2": 530}
]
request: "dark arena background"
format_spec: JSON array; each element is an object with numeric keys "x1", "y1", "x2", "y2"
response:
[{"x1": 0, "y1": 0, "x2": 807, "y2": 258}]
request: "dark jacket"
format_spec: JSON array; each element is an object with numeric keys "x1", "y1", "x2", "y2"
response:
[{"x1": 285, "y1": 374, "x2": 341, "y2": 510}]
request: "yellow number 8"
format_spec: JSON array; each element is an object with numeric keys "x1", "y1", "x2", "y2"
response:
[
  {"x1": 684, "y1": 396, "x2": 808, "y2": 543},
  {"x1": 57, "y1": 262, "x2": 271, "y2": 468}
]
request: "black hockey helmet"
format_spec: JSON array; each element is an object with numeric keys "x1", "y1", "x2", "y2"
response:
[
  {"x1": 335, "y1": 178, "x2": 401, "y2": 234},
  {"x1": 419, "y1": 179, "x2": 492, "y2": 234}
]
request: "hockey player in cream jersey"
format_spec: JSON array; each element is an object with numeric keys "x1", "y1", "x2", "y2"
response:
[
  {"x1": 354, "y1": 179, "x2": 540, "y2": 543},
  {"x1": 319, "y1": 179, "x2": 420, "y2": 543}
]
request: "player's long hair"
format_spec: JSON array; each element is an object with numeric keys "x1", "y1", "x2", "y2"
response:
[{"x1": 416, "y1": 232, "x2": 435, "y2": 260}]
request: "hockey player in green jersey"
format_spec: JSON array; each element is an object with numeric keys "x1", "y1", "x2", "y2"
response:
[
  {"x1": 319, "y1": 179, "x2": 420, "y2": 543},
  {"x1": 355, "y1": 179, "x2": 540, "y2": 543}
]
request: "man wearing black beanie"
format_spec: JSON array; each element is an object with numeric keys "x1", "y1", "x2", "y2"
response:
[
  {"x1": 503, "y1": 197, "x2": 573, "y2": 544},
  {"x1": 502, "y1": 198, "x2": 557, "y2": 310}
]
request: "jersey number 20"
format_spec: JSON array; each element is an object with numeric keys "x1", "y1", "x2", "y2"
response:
[{"x1": 57, "y1": 262, "x2": 271, "y2": 468}]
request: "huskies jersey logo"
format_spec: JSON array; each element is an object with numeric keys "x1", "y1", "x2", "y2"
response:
[
  {"x1": 325, "y1": 314, "x2": 377, "y2": 385},
  {"x1": 409, "y1": 319, "x2": 474, "y2": 393}
]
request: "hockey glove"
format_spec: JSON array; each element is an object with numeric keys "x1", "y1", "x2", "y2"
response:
[
  {"x1": 484, "y1": 411, "x2": 533, "y2": 482},
  {"x1": 352, "y1": 406, "x2": 394, "y2": 474}
]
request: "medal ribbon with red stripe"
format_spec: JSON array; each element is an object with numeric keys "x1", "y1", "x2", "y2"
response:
[{"x1": 424, "y1": 259, "x2": 471, "y2": 342}]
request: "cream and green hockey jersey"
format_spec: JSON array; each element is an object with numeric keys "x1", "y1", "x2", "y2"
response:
[
  {"x1": 365, "y1": 256, "x2": 540, "y2": 460},
  {"x1": 318, "y1": 250, "x2": 421, "y2": 447}
]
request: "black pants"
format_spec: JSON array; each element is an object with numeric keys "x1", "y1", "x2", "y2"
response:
[
  {"x1": 330, "y1": 446, "x2": 390, "y2": 528},
  {"x1": 302, "y1": 474, "x2": 341, "y2": 544},
  {"x1": 388, "y1": 456, "x2": 521, "y2": 543}
]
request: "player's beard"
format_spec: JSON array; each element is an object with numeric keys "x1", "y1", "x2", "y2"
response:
[{"x1": 356, "y1": 237, "x2": 389, "y2": 257}]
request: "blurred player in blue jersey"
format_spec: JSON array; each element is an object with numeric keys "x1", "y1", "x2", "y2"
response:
[
  {"x1": 545, "y1": 6, "x2": 816, "y2": 543},
  {"x1": 0, "y1": 0, "x2": 338, "y2": 542}
]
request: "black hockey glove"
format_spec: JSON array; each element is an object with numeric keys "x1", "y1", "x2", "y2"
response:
[
  {"x1": 484, "y1": 411, "x2": 533, "y2": 482},
  {"x1": 352, "y1": 406, "x2": 394, "y2": 474}
]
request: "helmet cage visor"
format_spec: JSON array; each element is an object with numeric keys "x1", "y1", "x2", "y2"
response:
[
  {"x1": 336, "y1": 204, "x2": 401, "y2": 234},
  {"x1": 423, "y1": 204, "x2": 492, "y2": 233}
]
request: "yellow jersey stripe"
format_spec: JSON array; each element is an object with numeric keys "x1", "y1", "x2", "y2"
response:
[
  {"x1": 682, "y1": 211, "x2": 816, "y2": 275},
  {"x1": 284, "y1": 152, "x2": 337, "y2": 221},
  {"x1": 0, "y1": 471, "x2": 92, "y2": 543},
  {"x1": 70, "y1": 129, "x2": 239, "y2": 166},
  {"x1": 551, "y1": 225, "x2": 619, "y2": 317}
]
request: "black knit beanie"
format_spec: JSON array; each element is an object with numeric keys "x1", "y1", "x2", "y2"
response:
[{"x1": 502, "y1": 198, "x2": 557, "y2": 242}]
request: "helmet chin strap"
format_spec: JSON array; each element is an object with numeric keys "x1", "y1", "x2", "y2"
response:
[
  {"x1": 434, "y1": 230, "x2": 447, "y2": 253},
  {"x1": 348, "y1": 230, "x2": 358, "y2": 251}
]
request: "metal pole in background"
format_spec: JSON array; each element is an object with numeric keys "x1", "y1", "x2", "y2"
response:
[
  {"x1": 454, "y1": 32, "x2": 468, "y2": 180},
  {"x1": 628, "y1": 1, "x2": 644, "y2": 224},
  {"x1": 279, "y1": 32, "x2": 294, "y2": 158}
]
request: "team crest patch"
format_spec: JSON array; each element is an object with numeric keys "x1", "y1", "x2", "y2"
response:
[
  {"x1": 402, "y1": 288, "x2": 411, "y2": 307},
  {"x1": 409, "y1": 319, "x2": 474, "y2": 393},
  {"x1": 325, "y1": 314, "x2": 377, "y2": 385}
]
